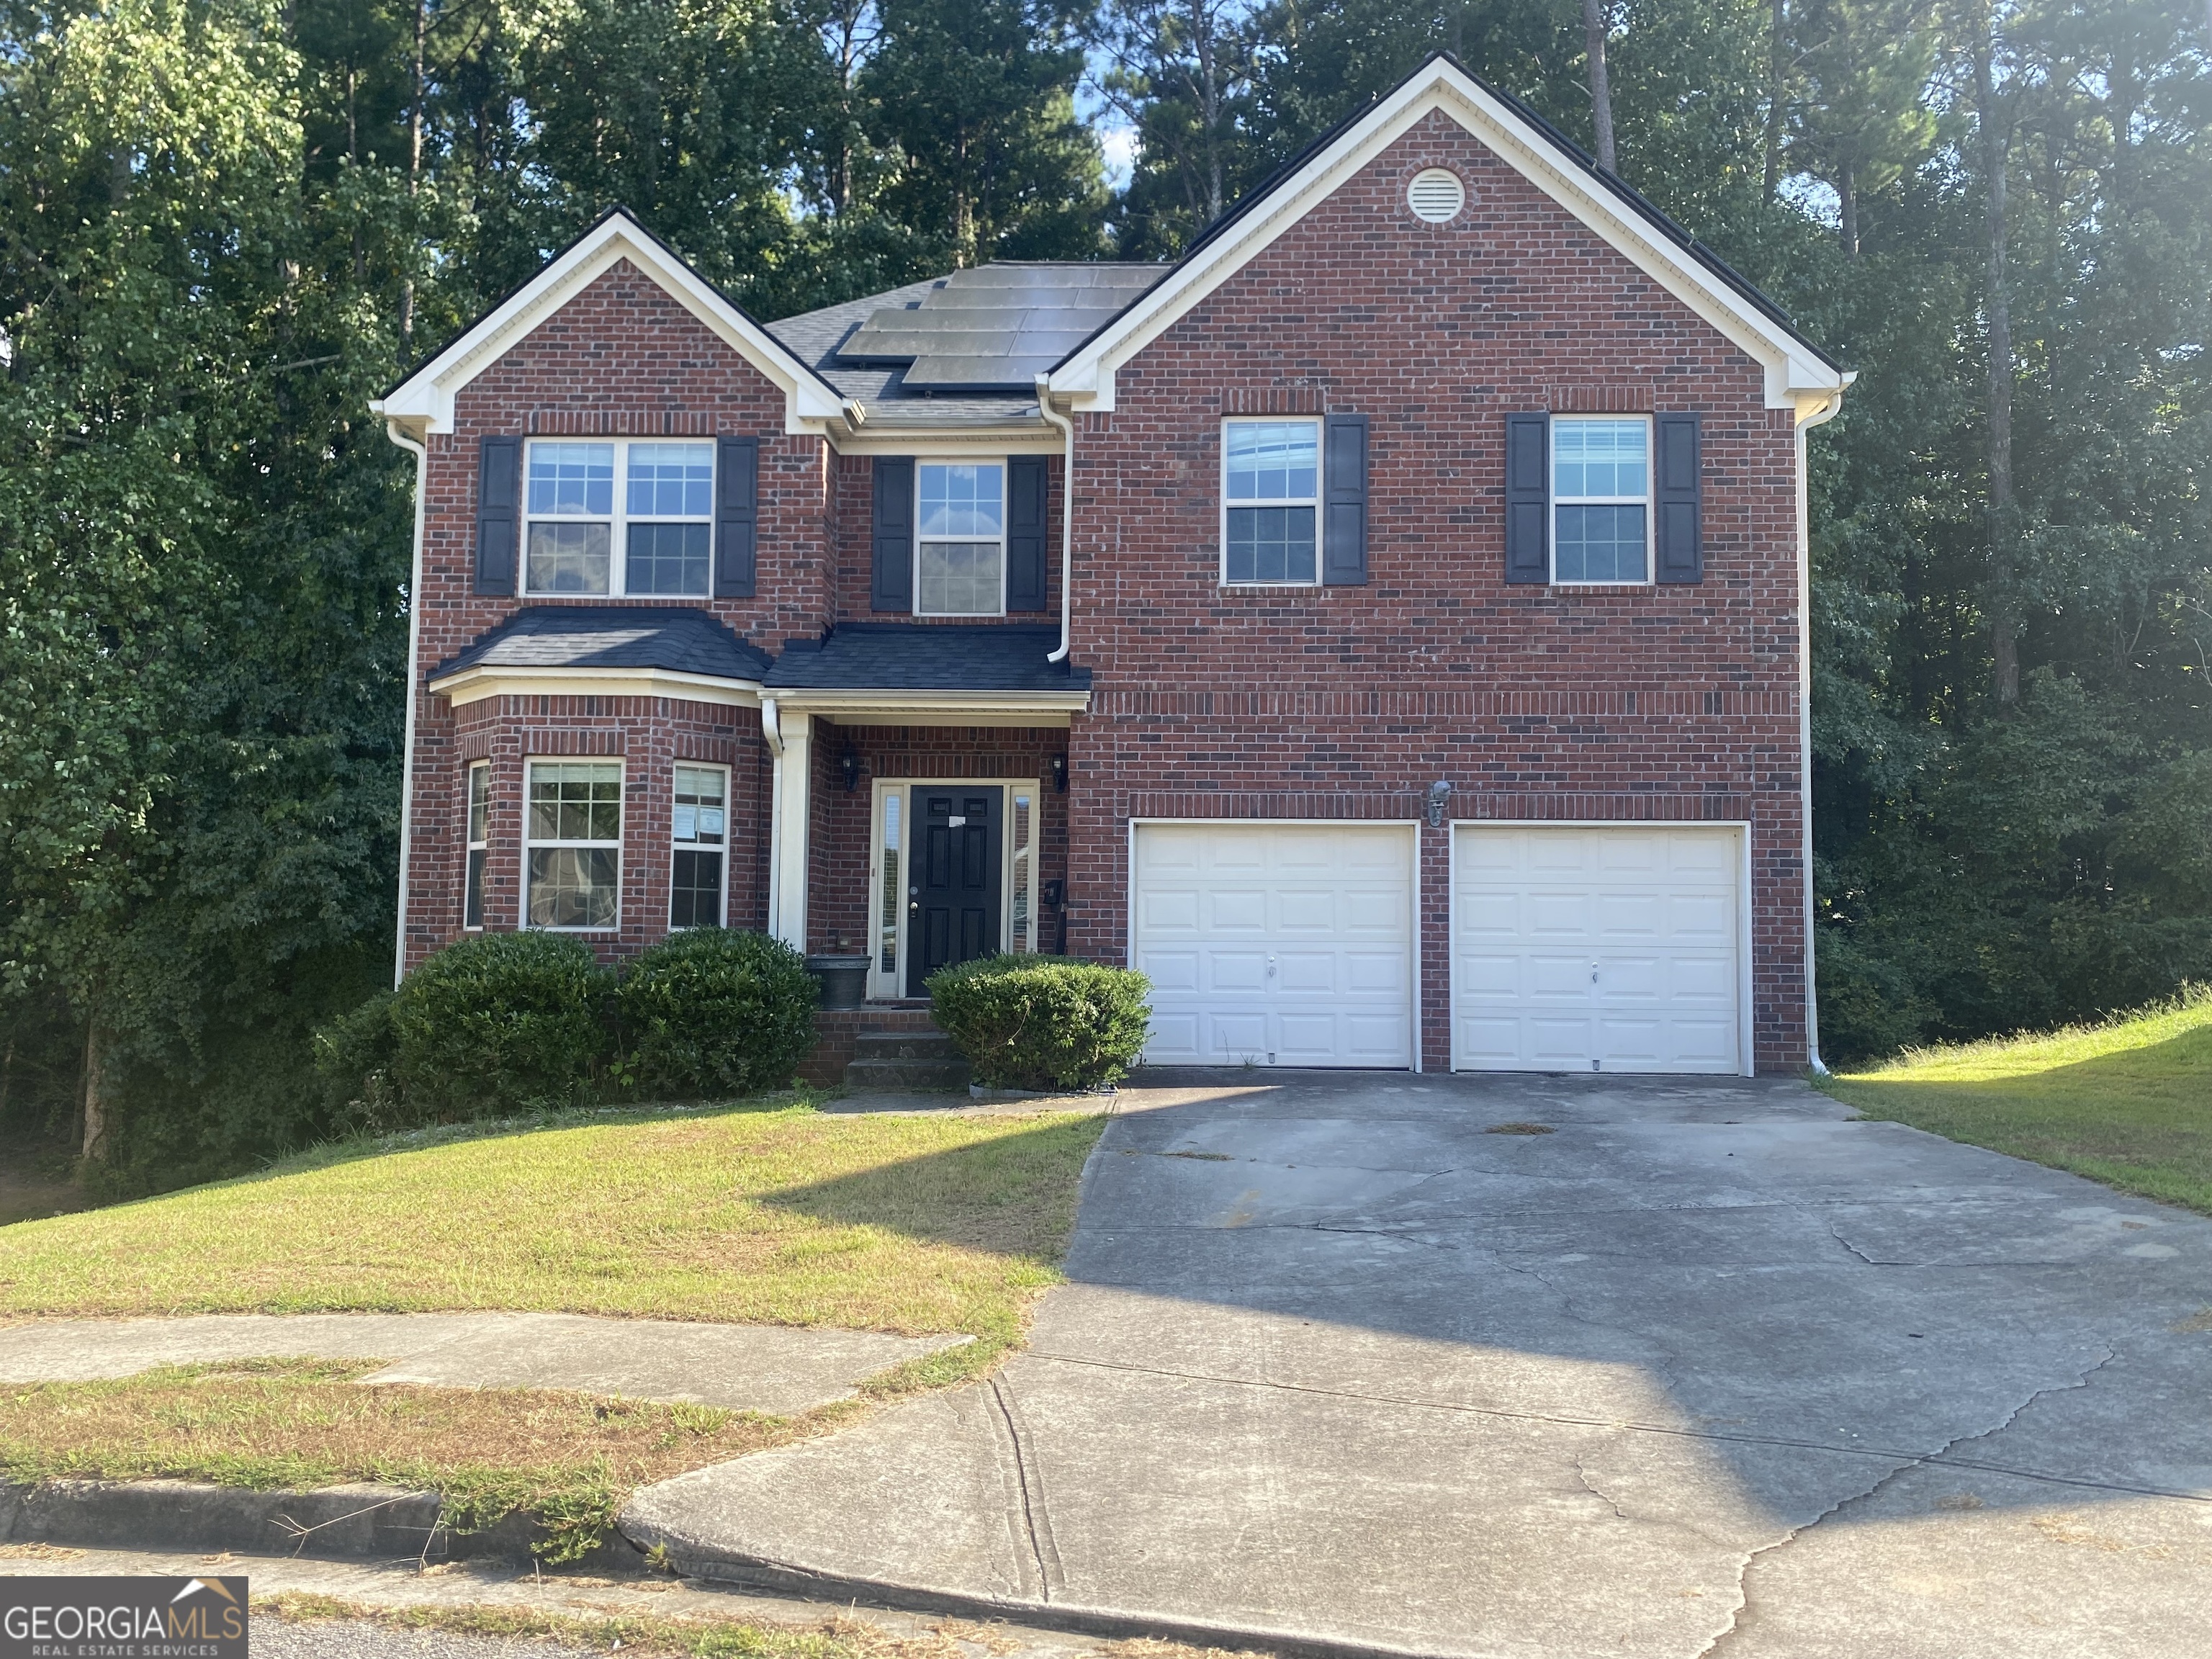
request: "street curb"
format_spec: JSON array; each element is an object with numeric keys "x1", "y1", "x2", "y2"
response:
[
  {"x1": 0, "y1": 1478, "x2": 641, "y2": 1571},
  {"x1": 615, "y1": 1529, "x2": 1439, "y2": 1659}
]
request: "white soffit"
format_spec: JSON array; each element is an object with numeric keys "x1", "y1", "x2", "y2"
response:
[
  {"x1": 427, "y1": 665, "x2": 764, "y2": 709},
  {"x1": 376, "y1": 212, "x2": 845, "y2": 436},
  {"x1": 1048, "y1": 61, "x2": 1848, "y2": 412}
]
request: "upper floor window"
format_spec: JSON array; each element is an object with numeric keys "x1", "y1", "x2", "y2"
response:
[
  {"x1": 1223, "y1": 420, "x2": 1318, "y2": 585},
  {"x1": 916, "y1": 462, "x2": 1004, "y2": 616},
  {"x1": 1552, "y1": 418, "x2": 1650, "y2": 585},
  {"x1": 526, "y1": 440, "x2": 714, "y2": 598}
]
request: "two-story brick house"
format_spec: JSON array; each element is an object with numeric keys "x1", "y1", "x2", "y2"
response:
[{"x1": 372, "y1": 55, "x2": 1851, "y2": 1076}]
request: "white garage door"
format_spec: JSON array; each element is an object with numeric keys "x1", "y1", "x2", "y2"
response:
[
  {"x1": 1133, "y1": 822, "x2": 1415, "y2": 1068},
  {"x1": 1452, "y1": 824, "x2": 1745, "y2": 1074}
]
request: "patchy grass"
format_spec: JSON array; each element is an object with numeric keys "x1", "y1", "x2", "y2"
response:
[
  {"x1": 1822, "y1": 986, "x2": 2212, "y2": 1214},
  {"x1": 0, "y1": 1357, "x2": 834, "y2": 1562},
  {"x1": 260, "y1": 1592, "x2": 1284, "y2": 1659},
  {"x1": 0, "y1": 1102, "x2": 1108, "y2": 1371}
]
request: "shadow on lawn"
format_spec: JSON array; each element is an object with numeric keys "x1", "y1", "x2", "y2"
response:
[{"x1": 755, "y1": 1112, "x2": 1106, "y2": 1262}]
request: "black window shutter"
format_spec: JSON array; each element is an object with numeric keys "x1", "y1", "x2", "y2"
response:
[
  {"x1": 1503, "y1": 413, "x2": 1550, "y2": 585},
  {"x1": 1655, "y1": 413, "x2": 1702, "y2": 584},
  {"x1": 474, "y1": 435, "x2": 521, "y2": 596},
  {"x1": 714, "y1": 436, "x2": 759, "y2": 598},
  {"x1": 1005, "y1": 457, "x2": 1050, "y2": 611},
  {"x1": 1322, "y1": 412, "x2": 1369, "y2": 585},
  {"x1": 871, "y1": 457, "x2": 914, "y2": 613}
]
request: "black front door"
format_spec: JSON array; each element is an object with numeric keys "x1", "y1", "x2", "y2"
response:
[{"x1": 907, "y1": 786, "x2": 1003, "y2": 994}]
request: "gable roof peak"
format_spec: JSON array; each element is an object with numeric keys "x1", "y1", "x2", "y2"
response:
[{"x1": 1047, "y1": 52, "x2": 1849, "y2": 413}]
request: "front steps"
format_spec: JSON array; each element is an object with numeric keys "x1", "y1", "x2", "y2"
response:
[{"x1": 845, "y1": 1028, "x2": 971, "y2": 1092}]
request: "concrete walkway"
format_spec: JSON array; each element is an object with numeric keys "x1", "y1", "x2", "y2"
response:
[
  {"x1": 623, "y1": 1069, "x2": 2212, "y2": 1658},
  {"x1": 0, "y1": 1313, "x2": 964, "y2": 1414}
]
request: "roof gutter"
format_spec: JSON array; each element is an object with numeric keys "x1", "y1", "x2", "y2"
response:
[
  {"x1": 1794, "y1": 386, "x2": 1849, "y2": 1076},
  {"x1": 1036, "y1": 376, "x2": 1074, "y2": 662},
  {"x1": 377, "y1": 408, "x2": 428, "y2": 989}
]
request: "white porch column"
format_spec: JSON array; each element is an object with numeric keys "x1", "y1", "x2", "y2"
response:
[{"x1": 763, "y1": 700, "x2": 813, "y2": 950}]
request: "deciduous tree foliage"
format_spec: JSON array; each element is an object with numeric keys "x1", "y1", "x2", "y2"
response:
[{"x1": 1, "y1": 0, "x2": 2206, "y2": 1187}]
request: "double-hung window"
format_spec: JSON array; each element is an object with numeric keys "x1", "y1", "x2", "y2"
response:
[
  {"x1": 916, "y1": 462, "x2": 1004, "y2": 616},
  {"x1": 463, "y1": 762, "x2": 490, "y2": 929},
  {"x1": 525, "y1": 440, "x2": 714, "y2": 598},
  {"x1": 525, "y1": 760, "x2": 622, "y2": 929},
  {"x1": 670, "y1": 765, "x2": 728, "y2": 928},
  {"x1": 1223, "y1": 420, "x2": 1319, "y2": 585},
  {"x1": 1552, "y1": 418, "x2": 1651, "y2": 584}
]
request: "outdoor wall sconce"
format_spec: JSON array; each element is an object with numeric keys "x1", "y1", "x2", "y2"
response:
[
  {"x1": 841, "y1": 748, "x2": 861, "y2": 792},
  {"x1": 1051, "y1": 754, "x2": 1068, "y2": 793},
  {"x1": 1424, "y1": 779, "x2": 1455, "y2": 827}
]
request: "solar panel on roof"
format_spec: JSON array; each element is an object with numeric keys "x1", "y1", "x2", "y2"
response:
[{"x1": 834, "y1": 262, "x2": 1169, "y2": 391}]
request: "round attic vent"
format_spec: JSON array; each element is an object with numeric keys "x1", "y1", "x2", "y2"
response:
[{"x1": 1407, "y1": 167, "x2": 1466, "y2": 222}]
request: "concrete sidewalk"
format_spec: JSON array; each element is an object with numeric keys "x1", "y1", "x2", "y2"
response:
[
  {"x1": 0, "y1": 1312, "x2": 963, "y2": 1413},
  {"x1": 622, "y1": 1069, "x2": 2212, "y2": 1658}
]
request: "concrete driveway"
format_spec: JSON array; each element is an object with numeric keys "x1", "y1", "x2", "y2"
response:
[{"x1": 624, "y1": 1071, "x2": 2212, "y2": 1658}]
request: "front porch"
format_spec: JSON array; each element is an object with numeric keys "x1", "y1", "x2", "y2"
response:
[{"x1": 759, "y1": 622, "x2": 1087, "y2": 1082}]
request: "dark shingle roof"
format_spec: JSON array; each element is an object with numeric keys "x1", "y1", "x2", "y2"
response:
[
  {"x1": 430, "y1": 607, "x2": 771, "y2": 683},
  {"x1": 763, "y1": 624, "x2": 1091, "y2": 693},
  {"x1": 767, "y1": 264, "x2": 1168, "y2": 410}
]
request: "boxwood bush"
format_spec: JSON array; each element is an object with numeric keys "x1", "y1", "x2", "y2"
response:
[
  {"x1": 615, "y1": 927, "x2": 819, "y2": 1098},
  {"x1": 385, "y1": 932, "x2": 616, "y2": 1120},
  {"x1": 926, "y1": 955, "x2": 1151, "y2": 1091}
]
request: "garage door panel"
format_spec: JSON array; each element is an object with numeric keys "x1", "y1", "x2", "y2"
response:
[
  {"x1": 1455, "y1": 825, "x2": 1742, "y2": 1075},
  {"x1": 1664, "y1": 953, "x2": 1736, "y2": 1003},
  {"x1": 1208, "y1": 950, "x2": 1267, "y2": 992},
  {"x1": 1136, "y1": 824, "x2": 1414, "y2": 1069},
  {"x1": 1141, "y1": 889, "x2": 1201, "y2": 933},
  {"x1": 1527, "y1": 893, "x2": 1591, "y2": 936},
  {"x1": 1141, "y1": 949, "x2": 1200, "y2": 994},
  {"x1": 1275, "y1": 950, "x2": 1339, "y2": 993}
]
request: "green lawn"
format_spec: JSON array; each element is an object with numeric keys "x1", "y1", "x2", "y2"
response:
[
  {"x1": 0, "y1": 1098, "x2": 1107, "y2": 1557},
  {"x1": 0, "y1": 1100, "x2": 1105, "y2": 1360},
  {"x1": 1822, "y1": 988, "x2": 2212, "y2": 1213}
]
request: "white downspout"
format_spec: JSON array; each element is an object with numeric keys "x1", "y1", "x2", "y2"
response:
[
  {"x1": 760, "y1": 696, "x2": 785, "y2": 940},
  {"x1": 381, "y1": 415, "x2": 429, "y2": 989},
  {"x1": 1037, "y1": 376, "x2": 1074, "y2": 662},
  {"x1": 1795, "y1": 386, "x2": 1848, "y2": 1074}
]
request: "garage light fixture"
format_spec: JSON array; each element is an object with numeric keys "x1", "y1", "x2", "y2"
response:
[{"x1": 1425, "y1": 779, "x2": 1454, "y2": 826}]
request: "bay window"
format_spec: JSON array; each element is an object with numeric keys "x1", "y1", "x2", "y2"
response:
[
  {"x1": 463, "y1": 762, "x2": 489, "y2": 929},
  {"x1": 525, "y1": 760, "x2": 622, "y2": 929},
  {"x1": 670, "y1": 765, "x2": 728, "y2": 928}
]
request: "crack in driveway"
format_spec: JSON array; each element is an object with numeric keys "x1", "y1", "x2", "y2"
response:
[{"x1": 1694, "y1": 1347, "x2": 2122, "y2": 1656}]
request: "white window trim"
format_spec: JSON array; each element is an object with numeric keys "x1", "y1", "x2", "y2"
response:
[
  {"x1": 1550, "y1": 414, "x2": 1656, "y2": 588},
  {"x1": 914, "y1": 457, "x2": 1010, "y2": 618},
  {"x1": 1219, "y1": 416, "x2": 1323, "y2": 588},
  {"x1": 670, "y1": 761, "x2": 732, "y2": 930},
  {"x1": 523, "y1": 757, "x2": 624, "y2": 932},
  {"x1": 866, "y1": 777, "x2": 1042, "y2": 1002},
  {"x1": 523, "y1": 437, "x2": 715, "y2": 600},
  {"x1": 463, "y1": 760, "x2": 490, "y2": 931}
]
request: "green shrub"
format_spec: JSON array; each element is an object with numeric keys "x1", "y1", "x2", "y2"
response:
[
  {"x1": 615, "y1": 928, "x2": 818, "y2": 1099},
  {"x1": 926, "y1": 955, "x2": 1151, "y2": 1091},
  {"x1": 387, "y1": 932, "x2": 615, "y2": 1120},
  {"x1": 311, "y1": 989, "x2": 401, "y2": 1132}
]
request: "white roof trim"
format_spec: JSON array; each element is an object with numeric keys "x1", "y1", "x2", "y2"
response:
[
  {"x1": 428, "y1": 664, "x2": 763, "y2": 710},
  {"x1": 376, "y1": 212, "x2": 845, "y2": 436},
  {"x1": 1048, "y1": 60, "x2": 1848, "y2": 413},
  {"x1": 768, "y1": 688, "x2": 1091, "y2": 723}
]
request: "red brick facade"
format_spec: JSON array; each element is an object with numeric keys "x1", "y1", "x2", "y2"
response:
[{"x1": 396, "y1": 104, "x2": 1816, "y2": 1072}]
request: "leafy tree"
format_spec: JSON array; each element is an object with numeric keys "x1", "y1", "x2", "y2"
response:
[{"x1": 863, "y1": 0, "x2": 1108, "y2": 266}]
